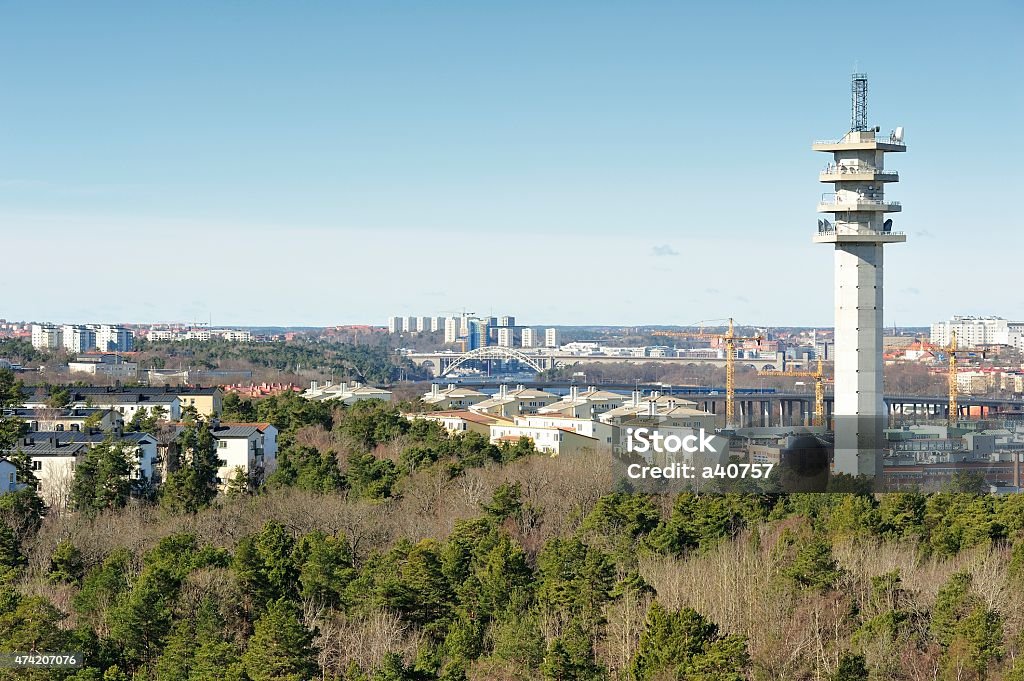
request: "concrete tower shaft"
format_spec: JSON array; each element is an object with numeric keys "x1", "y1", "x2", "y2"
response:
[{"x1": 813, "y1": 74, "x2": 906, "y2": 477}]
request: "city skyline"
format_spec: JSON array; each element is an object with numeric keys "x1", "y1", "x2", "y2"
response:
[{"x1": 1, "y1": 1, "x2": 1021, "y2": 326}]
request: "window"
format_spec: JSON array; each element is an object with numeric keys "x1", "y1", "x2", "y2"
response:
[
  {"x1": 218, "y1": 440, "x2": 228, "y2": 449},
  {"x1": 31, "y1": 460, "x2": 42, "y2": 471},
  {"x1": 217, "y1": 459, "x2": 227, "y2": 467}
]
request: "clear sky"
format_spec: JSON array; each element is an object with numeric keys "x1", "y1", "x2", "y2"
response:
[{"x1": 1, "y1": 1, "x2": 1021, "y2": 328}]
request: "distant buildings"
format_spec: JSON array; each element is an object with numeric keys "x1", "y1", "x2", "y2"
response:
[
  {"x1": 62, "y1": 325, "x2": 96, "y2": 353},
  {"x1": 67, "y1": 354, "x2": 139, "y2": 380},
  {"x1": 386, "y1": 313, "x2": 523, "y2": 348},
  {"x1": 147, "y1": 327, "x2": 252, "y2": 342},
  {"x1": 545, "y1": 328, "x2": 559, "y2": 348},
  {"x1": 422, "y1": 384, "x2": 488, "y2": 410},
  {"x1": 31, "y1": 324, "x2": 62, "y2": 350},
  {"x1": 31, "y1": 323, "x2": 134, "y2": 353},
  {"x1": 444, "y1": 318, "x2": 459, "y2": 344},
  {"x1": 301, "y1": 381, "x2": 393, "y2": 404},
  {"x1": 521, "y1": 328, "x2": 536, "y2": 348},
  {"x1": 931, "y1": 316, "x2": 1024, "y2": 349}
]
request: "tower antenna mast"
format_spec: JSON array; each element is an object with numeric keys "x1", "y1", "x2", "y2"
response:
[{"x1": 851, "y1": 73, "x2": 868, "y2": 132}]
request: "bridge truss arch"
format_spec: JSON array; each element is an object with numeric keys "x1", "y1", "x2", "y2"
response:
[{"x1": 439, "y1": 346, "x2": 545, "y2": 377}]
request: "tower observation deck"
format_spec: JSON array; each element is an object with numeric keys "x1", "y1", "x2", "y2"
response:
[{"x1": 814, "y1": 73, "x2": 906, "y2": 478}]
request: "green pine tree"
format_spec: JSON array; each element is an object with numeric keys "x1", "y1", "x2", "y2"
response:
[{"x1": 241, "y1": 599, "x2": 318, "y2": 681}]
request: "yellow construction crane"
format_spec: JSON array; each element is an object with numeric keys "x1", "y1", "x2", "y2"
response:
[
  {"x1": 652, "y1": 318, "x2": 762, "y2": 427},
  {"x1": 919, "y1": 331, "x2": 964, "y2": 428},
  {"x1": 757, "y1": 356, "x2": 831, "y2": 427}
]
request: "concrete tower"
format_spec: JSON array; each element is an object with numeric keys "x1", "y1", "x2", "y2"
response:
[{"x1": 813, "y1": 73, "x2": 906, "y2": 477}]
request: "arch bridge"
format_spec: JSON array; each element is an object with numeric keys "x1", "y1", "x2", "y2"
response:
[{"x1": 437, "y1": 346, "x2": 547, "y2": 377}]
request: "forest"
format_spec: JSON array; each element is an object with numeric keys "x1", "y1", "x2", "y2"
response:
[{"x1": 1, "y1": 376, "x2": 1024, "y2": 680}]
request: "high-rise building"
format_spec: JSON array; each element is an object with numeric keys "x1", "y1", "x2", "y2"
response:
[
  {"x1": 497, "y1": 328, "x2": 514, "y2": 347},
  {"x1": 62, "y1": 325, "x2": 97, "y2": 353},
  {"x1": 468, "y1": 318, "x2": 489, "y2": 351},
  {"x1": 96, "y1": 325, "x2": 134, "y2": 352},
  {"x1": 813, "y1": 73, "x2": 906, "y2": 477},
  {"x1": 416, "y1": 316, "x2": 431, "y2": 334},
  {"x1": 432, "y1": 316, "x2": 445, "y2": 332},
  {"x1": 499, "y1": 315, "x2": 516, "y2": 327},
  {"x1": 31, "y1": 324, "x2": 62, "y2": 351},
  {"x1": 444, "y1": 317, "x2": 459, "y2": 344},
  {"x1": 387, "y1": 316, "x2": 401, "y2": 334},
  {"x1": 545, "y1": 328, "x2": 559, "y2": 348},
  {"x1": 403, "y1": 316, "x2": 416, "y2": 333},
  {"x1": 521, "y1": 328, "x2": 536, "y2": 348}
]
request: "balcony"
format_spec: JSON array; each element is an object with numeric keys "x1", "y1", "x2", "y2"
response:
[
  {"x1": 812, "y1": 134, "x2": 906, "y2": 152},
  {"x1": 817, "y1": 193, "x2": 901, "y2": 213},
  {"x1": 819, "y1": 164, "x2": 899, "y2": 182},
  {"x1": 813, "y1": 223, "x2": 907, "y2": 245}
]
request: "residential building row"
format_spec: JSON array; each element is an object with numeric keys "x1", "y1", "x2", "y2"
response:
[
  {"x1": 385, "y1": 313, "x2": 561, "y2": 350},
  {"x1": 0, "y1": 413, "x2": 277, "y2": 505},
  {"x1": 410, "y1": 383, "x2": 727, "y2": 465},
  {"x1": 301, "y1": 381, "x2": 393, "y2": 404},
  {"x1": 930, "y1": 316, "x2": 1024, "y2": 350},
  {"x1": 147, "y1": 327, "x2": 254, "y2": 342},
  {"x1": 31, "y1": 324, "x2": 134, "y2": 352},
  {"x1": 21, "y1": 385, "x2": 225, "y2": 418}
]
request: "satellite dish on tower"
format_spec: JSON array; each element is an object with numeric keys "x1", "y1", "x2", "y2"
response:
[{"x1": 893, "y1": 127, "x2": 904, "y2": 143}]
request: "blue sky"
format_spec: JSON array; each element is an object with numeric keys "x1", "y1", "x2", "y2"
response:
[{"x1": 1, "y1": 1, "x2": 1021, "y2": 327}]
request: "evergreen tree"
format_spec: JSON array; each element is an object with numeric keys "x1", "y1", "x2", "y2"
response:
[
  {"x1": 832, "y1": 652, "x2": 868, "y2": 681},
  {"x1": 109, "y1": 564, "x2": 177, "y2": 673},
  {"x1": 233, "y1": 521, "x2": 299, "y2": 609},
  {"x1": 241, "y1": 599, "x2": 318, "y2": 681},
  {"x1": 784, "y1": 537, "x2": 843, "y2": 591},
  {"x1": 70, "y1": 439, "x2": 134, "y2": 513},
  {"x1": 631, "y1": 602, "x2": 748, "y2": 680},
  {"x1": 48, "y1": 539, "x2": 85, "y2": 584},
  {"x1": 161, "y1": 416, "x2": 219, "y2": 513}
]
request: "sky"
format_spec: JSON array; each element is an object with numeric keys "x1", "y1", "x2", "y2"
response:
[{"x1": 1, "y1": 0, "x2": 1022, "y2": 328}]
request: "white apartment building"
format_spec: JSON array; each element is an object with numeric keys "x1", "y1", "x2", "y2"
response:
[
  {"x1": 403, "y1": 316, "x2": 416, "y2": 333},
  {"x1": 209, "y1": 422, "x2": 278, "y2": 489},
  {"x1": 521, "y1": 328, "x2": 536, "y2": 348},
  {"x1": 68, "y1": 393, "x2": 181, "y2": 422},
  {"x1": 513, "y1": 414, "x2": 615, "y2": 448},
  {"x1": 62, "y1": 325, "x2": 97, "y2": 353},
  {"x1": 931, "y1": 316, "x2": 1024, "y2": 349},
  {"x1": 545, "y1": 328, "x2": 559, "y2": 348},
  {"x1": 489, "y1": 423, "x2": 599, "y2": 456},
  {"x1": 444, "y1": 317, "x2": 459, "y2": 344},
  {"x1": 215, "y1": 329, "x2": 252, "y2": 342},
  {"x1": 387, "y1": 316, "x2": 401, "y2": 334},
  {"x1": 96, "y1": 325, "x2": 134, "y2": 352},
  {"x1": 497, "y1": 328, "x2": 514, "y2": 347},
  {"x1": 31, "y1": 324, "x2": 62, "y2": 351},
  {"x1": 469, "y1": 385, "x2": 560, "y2": 418},
  {"x1": 432, "y1": 316, "x2": 446, "y2": 332},
  {"x1": 416, "y1": 316, "x2": 431, "y2": 334},
  {"x1": 3, "y1": 432, "x2": 159, "y2": 506}
]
